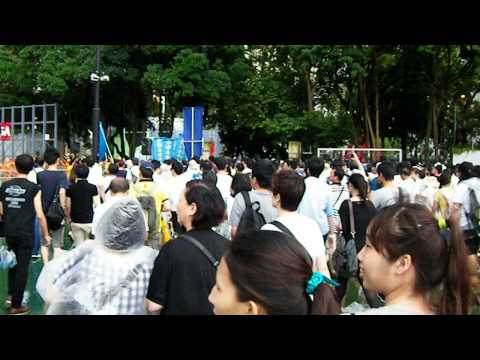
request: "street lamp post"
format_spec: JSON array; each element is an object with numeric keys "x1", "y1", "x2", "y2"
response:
[{"x1": 92, "y1": 45, "x2": 101, "y2": 162}]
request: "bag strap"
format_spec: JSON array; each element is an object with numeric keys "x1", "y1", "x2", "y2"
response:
[
  {"x1": 271, "y1": 220, "x2": 296, "y2": 239},
  {"x1": 241, "y1": 191, "x2": 251, "y2": 208},
  {"x1": 333, "y1": 186, "x2": 345, "y2": 208},
  {"x1": 181, "y1": 234, "x2": 219, "y2": 268},
  {"x1": 348, "y1": 199, "x2": 356, "y2": 239}
]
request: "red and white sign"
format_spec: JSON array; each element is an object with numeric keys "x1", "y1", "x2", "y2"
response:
[{"x1": 0, "y1": 122, "x2": 12, "y2": 141}]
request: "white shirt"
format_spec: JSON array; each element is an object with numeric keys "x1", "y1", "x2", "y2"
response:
[
  {"x1": 398, "y1": 177, "x2": 419, "y2": 203},
  {"x1": 261, "y1": 212, "x2": 329, "y2": 276},
  {"x1": 452, "y1": 177, "x2": 480, "y2": 230},
  {"x1": 87, "y1": 164, "x2": 104, "y2": 186},
  {"x1": 102, "y1": 175, "x2": 116, "y2": 192},
  {"x1": 298, "y1": 176, "x2": 334, "y2": 235},
  {"x1": 216, "y1": 173, "x2": 233, "y2": 204},
  {"x1": 167, "y1": 174, "x2": 188, "y2": 212}
]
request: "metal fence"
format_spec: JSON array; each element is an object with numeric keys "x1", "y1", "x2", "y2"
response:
[{"x1": 0, "y1": 104, "x2": 58, "y2": 162}]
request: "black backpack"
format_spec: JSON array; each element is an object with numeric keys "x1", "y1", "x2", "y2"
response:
[
  {"x1": 236, "y1": 191, "x2": 266, "y2": 236},
  {"x1": 46, "y1": 180, "x2": 65, "y2": 231}
]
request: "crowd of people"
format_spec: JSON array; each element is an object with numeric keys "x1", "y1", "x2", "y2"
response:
[{"x1": 1, "y1": 146, "x2": 479, "y2": 315}]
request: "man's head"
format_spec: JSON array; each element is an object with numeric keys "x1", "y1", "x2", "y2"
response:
[
  {"x1": 140, "y1": 164, "x2": 154, "y2": 180},
  {"x1": 85, "y1": 157, "x2": 95, "y2": 168},
  {"x1": 329, "y1": 166, "x2": 345, "y2": 184},
  {"x1": 306, "y1": 157, "x2": 325, "y2": 178},
  {"x1": 108, "y1": 163, "x2": 119, "y2": 176},
  {"x1": 132, "y1": 158, "x2": 139, "y2": 166},
  {"x1": 377, "y1": 161, "x2": 395, "y2": 184},
  {"x1": 282, "y1": 159, "x2": 299, "y2": 171},
  {"x1": 214, "y1": 157, "x2": 227, "y2": 171},
  {"x1": 171, "y1": 160, "x2": 184, "y2": 176},
  {"x1": 457, "y1": 161, "x2": 475, "y2": 181},
  {"x1": 73, "y1": 164, "x2": 89, "y2": 180},
  {"x1": 43, "y1": 148, "x2": 61, "y2": 166},
  {"x1": 400, "y1": 164, "x2": 412, "y2": 181},
  {"x1": 151, "y1": 160, "x2": 161, "y2": 173},
  {"x1": 243, "y1": 157, "x2": 253, "y2": 170},
  {"x1": 15, "y1": 154, "x2": 34, "y2": 175},
  {"x1": 109, "y1": 177, "x2": 130, "y2": 195},
  {"x1": 252, "y1": 159, "x2": 276, "y2": 190},
  {"x1": 432, "y1": 163, "x2": 443, "y2": 177}
]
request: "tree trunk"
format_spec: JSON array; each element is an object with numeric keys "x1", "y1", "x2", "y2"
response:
[
  {"x1": 432, "y1": 95, "x2": 439, "y2": 159},
  {"x1": 361, "y1": 79, "x2": 376, "y2": 148},
  {"x1": 374, "y1": 79, "x2": 380, "y2": 146},
  {"x1": 373, "y1": 48, "x2": 381, "y2": 146},
  {"x1": 305, "y1": 69, "x2": 314, "y2": 112}
]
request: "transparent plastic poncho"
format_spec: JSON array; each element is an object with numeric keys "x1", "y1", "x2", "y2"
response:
[{"x1": 36, "y1": 197, "x2": 158, "y2": 315}]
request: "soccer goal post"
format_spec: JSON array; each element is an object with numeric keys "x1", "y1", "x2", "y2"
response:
[{"x1": 316, "y1": 148, "x2": 403, "y2": 163}]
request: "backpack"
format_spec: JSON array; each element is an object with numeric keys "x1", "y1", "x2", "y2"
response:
[
  {"x1": 466, "y1": 181, "x2": 480, "y2": 236},
  {"x1": 135, "y1": 184, "x2": 161, "y2": 249},
  {"x1": 236, "y1": 191, "x2": 266, "y2": 236},
  {"x1": 46, "y1": 179, "x2": 65, "y2": 231}
]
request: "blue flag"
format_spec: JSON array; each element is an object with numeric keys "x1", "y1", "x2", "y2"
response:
[{"x1": 98, "y1": 122, "x2": 109, "y2": 161}]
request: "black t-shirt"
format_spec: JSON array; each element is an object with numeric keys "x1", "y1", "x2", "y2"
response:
[
  {"x1": 37, "y1": 170, "x2": 69, "y2": 213},
  {"x1": 339, "y1": 199, "x2": 377, "y2": 252},
  {"x1": 0, "y1": 178, "x2": 40, "y2": 237},
  {"x1": 66, "y1": 180, "x2": 98, "y2": 223},
  {"x1": 147, "y1": 229, "x2": 229, "y2": 315}
]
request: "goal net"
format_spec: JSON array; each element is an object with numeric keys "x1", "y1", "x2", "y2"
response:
[{"x1": 316, "y1": 148, "x2": 403, "y2": 164}]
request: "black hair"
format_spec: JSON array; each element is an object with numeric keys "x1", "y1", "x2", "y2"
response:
[
  {"x1": 348, "y1": 173, "x2": 369, "y2": 201},
  {"x1": 73, "y1": 164, "x2": 89, "y2": 179},
  {"x1": 185, "y1": 180, "x2": 226, "y2": 230},
  {"x1": 458, "y1": 162, "x2": 475, "y2": 181},
  {"x1": 15, "y1": 154, "x2": 34, "y2": 174},
  {"x1": 243, "y1": 157, "x2": 253, "y2": 169},
  {"x1": 438, "y1": 170, "x2": 452, "y2": 188},
  {"x1": 272, "y1": 170, "x2": 305, "y2": 211},
  {"x1": 200, "y1": 160, "x2": 213, "y2": 172},
  {"x1": 132, "y1": 158, "x2": 139, "y2": 166},
  {"x1": 377, "y1": 161, "x2": 395, "y2": 181},
  {"x1": 171, "y1": 160, "x2": 184, "y2": 175},
  {"x1": 214, "y1": 157, "x2": 227, "y2": 171},
  {"x1": 286, "y1": 159, "x2": 299, "y2": 170},
  {"x1": 224, "y1": 230, "x2": 340, "y2": 315},
  {"x1": 151, "y1": 160, "x2": 161, "y2": 171},
  {"x1": 43, "y1": 148, "x2": 60, "y2": 166},
  {"x1": 474, "y1": 165, "x2": 480, "y2": 178},
  {"x1": 306, "y1": 157, "x2": 325, "y2": 178},
  {"x1": 202, "y1": 170, "x2": 218, "y2": 187},
  {"x1": 235, "y1": 162, "x2": 245, "y2": 173},
  {"x1": 332, "y1": 166, "x2": 345, "y2": 182},
  {"x1": 108, "y1": 163, "x2": 119, "y2": 175},
  {"x1": 85, "y1": 157, "x2": 95, "y2": 168},
  {"x1": 252, "y1": 159, "x2": 275, "y2": 190},
  {"x1": 231, "y1": 173, "x2": 252, "y2": 197},
  {"x1": 140, "y1": 165, "x2": 154, "y2": 179}
]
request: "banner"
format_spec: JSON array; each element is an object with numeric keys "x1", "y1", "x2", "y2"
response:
[
  {"x1": 183, "y1": 107, "x2": 204, "y2": 159},
  {"x1": 0, "y1": 123, "x2": 12, "y2": 141},
  {"x1": 151, "y1": 136, "x2": 187, "y2": 162}
]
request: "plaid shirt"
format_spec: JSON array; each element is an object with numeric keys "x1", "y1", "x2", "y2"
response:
[{"x1": 50, "y1": 242, "x2": 157, "y2": 315}]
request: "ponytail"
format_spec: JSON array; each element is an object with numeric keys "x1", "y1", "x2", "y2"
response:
[
  {"x1": 438, "y1": 220, "x2": 471, "y2": 315},
  {"x1": 311, "y1": 284, "x2": 341, "y2": 315}
]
